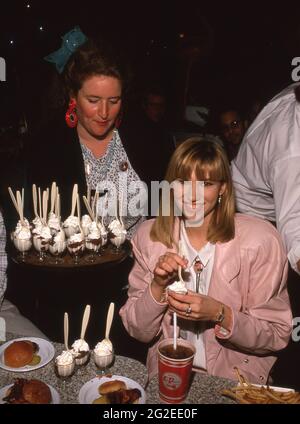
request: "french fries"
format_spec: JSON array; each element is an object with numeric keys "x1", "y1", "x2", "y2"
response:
[{"x1": 221, "y1": 368, "x2": 300, "y2": 404}]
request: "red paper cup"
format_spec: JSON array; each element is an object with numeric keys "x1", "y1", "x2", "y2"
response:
[{"x1": 158, "y1": 338, "x2": 196, "y2": 403}]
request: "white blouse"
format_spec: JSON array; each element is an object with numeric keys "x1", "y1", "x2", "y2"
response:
[
  {"x1": 232, "y1": 83, "x2": 300, "y2": 274},
  {"x1": 179, "y1": 224, "x2": 216, "y2": 370},
  {"x1": 80, "y1": 130, "x2": 144, "y2": 237}
]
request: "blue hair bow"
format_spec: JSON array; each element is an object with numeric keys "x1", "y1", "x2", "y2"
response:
[{"x1": 44, "y1": 26, "x2": 88, "y2": 73}]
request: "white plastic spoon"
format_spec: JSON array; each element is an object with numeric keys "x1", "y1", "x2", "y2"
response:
[
  {"x1": 178, "y1": 240, "x2": 184, "y2": 284},
  {"x1": 32, "y1": 184, "x2": 39, "y2": 219},
  {"x1": 82, "y1": 195, "x2": 95, "y2": 221},
  {"x1": 38, "y1": 187, "x2": 42, "y2": 223},
  {"x1": 80, "y1": 305, "x2": 91, "y2": 340},
  {"x1": 50, "y1": 182, "x2": 57, "y2": 215},
  {"x1": 8, "y1": 187, "x2": 19, "y2": 215},
  {"x1": 64, "y1": 312, "x2": 69, "y2": 351},
  {"x1": 16, "y1": 191, "x2": 24, "y2": 226},
  {"x1": 105, "y1": 302, "x2": 115, "y2": 342},
  {"x1": 70, "y1": 184, "x2": 78, "y2": 217}
]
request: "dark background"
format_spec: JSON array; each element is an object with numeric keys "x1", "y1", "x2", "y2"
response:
[
  {"x1": 1, "y1": 0, "x2": 300, "y2": 130},
  {"x1": 1, "y1": 0, "x2": 300, "y2": 370}
]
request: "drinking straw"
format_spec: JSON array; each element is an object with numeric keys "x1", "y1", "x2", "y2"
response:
[{"x1": 173, "y1": 312, "x2": 177, "y2": 350}]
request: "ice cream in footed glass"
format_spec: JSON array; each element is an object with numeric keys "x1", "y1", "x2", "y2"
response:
[{"x1": 93, "y1": 339, "x2": 114, "y2": 376}]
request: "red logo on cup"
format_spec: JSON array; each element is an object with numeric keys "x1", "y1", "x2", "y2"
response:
[{"x1": 162, "y1": 372, "x2": 182, "y2": 390}]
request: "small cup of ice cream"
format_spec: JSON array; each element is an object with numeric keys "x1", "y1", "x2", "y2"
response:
[
  {"x1": 93, "y1": 339, "x2": 114, "y2": 374},
  {"x1": 55, "y1": 350, "x2": 75, "y2": 378},
  {"x1": 71, "y1": 339, "x2": 90, "y2": 366}
]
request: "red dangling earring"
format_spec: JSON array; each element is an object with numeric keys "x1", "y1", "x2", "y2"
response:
[{"x1": 65, "y1": 99, "x2": 78, "y2": 128}]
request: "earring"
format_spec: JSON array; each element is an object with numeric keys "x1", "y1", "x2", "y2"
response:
[
  {"x1": 218, "y1": 194, "x2": 222, "y2": 205},
  {"x1": 65, "y1": 99, "x2": 78, "y2": 128}
]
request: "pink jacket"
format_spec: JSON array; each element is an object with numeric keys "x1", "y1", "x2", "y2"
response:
[{"x1": 120, "y1": 214, "x2": 292, "y2": 384}]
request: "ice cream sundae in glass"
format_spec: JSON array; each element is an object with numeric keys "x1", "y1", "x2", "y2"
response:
[
  {"x1": 12, "y1": 220, "x2": 32, "y2": 262},
  {"x1": 94, "y1": 302, "x2": 115, "y2": 375},
  {"x1": 32, "y1": 225, "x2": 51, "y2": 262},
  {"x1": 108, "y1": 219, "x2": 127, "y2": 254},
  {"x1": 71, "y1": 338, "x2": 90, "y2": 370},
  {"x1": 54, "y1": 350, "x2": 75, "y2": 389},
  {"x1": 67, "y1": 232, "x2": 85, "y2": 265},
  {"x1": 49, "y1": 229, "x2": 66, "y2": 264},
  {"x1": 93, "y1": 339, "x2": 114, "y2": 376},
  {"x1": 85, "y1": 221, "x2": 101, "y2": 262}
]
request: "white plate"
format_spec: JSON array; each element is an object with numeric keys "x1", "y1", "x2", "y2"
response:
[
  {"x1": 0, "y1": 337, "x2": 55, "y2": 372},
  {"x1": 78, "y1": 375, "x2": 146, "y2": 404},
  {"x1": 0, "y1": 382, "x2": 60, "y2": 404}
]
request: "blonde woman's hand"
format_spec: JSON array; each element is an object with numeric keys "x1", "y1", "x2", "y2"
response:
[
  {"x1": 167, "y1": 290, "x2": 232, "y2": 330},
  {"x1": 151, "y1": 253, "x2": 188, "y2": 302}
]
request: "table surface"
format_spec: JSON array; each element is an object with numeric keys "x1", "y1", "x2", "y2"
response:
[{"x1": 0, "y1": 333, "x2": 236, "y2": 404}]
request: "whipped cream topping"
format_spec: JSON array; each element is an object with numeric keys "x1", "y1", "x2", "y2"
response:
[
  {"x1": 48, "y1": 213, "x2": 61, "y2": 233},
  {"x1": 63, "y1": 215, "x2": 80, "y2": 229},
  {"x1": 81, "y1": 215, "x2": 92, "y2": 236},
  {"x1": 81, "y1": 214, "x2": 92, "y2": 227},
  {"x1": 39, "y1": 225, "x2": 52, "y2": 240},
  {"x1": 108, "y1": 220, "x2": 127, "y2": 248},
  {"x1": 17, "y1": 218, "x2": 30, "y2": 228},
  {"x1": 32, "y1": 225, "x2": 52, "y2": 240},
  {"x1": 94, "y1": 339, "x2": 113, "y2": 356},
  {"x1": 167, "y1": 280, "x2": 187, "y2": 294},
  {"x1": 14, "y1": 226, "x2": 31, "y2": 240},
  {"x1": 49, "y1": 229, "x2": 66, "y2": 254},
  {"x1": 32, "y1": 222, "x2": 43, "y2": 235},
  {"x1": 69, "y1": 232, "x2": 84, "y2": 244},
  {"x1": 71, "y1": 339, "x2": 89, "y2": 354},
  {"x1": 108, "y1": 219, "x2": 126, "y2": 236},
  {"x1": 32, "y1": 216, "x2": 43, "y2": 228},
  {"x1": 15, "y1": 218, "x2": 30, "y2": 233},
  {"x1": 87, "y1": 221, "x2": 101, "y2": 240},
  {"x1": 56, "y1": 350, "x2": 74, "y2": 365}
]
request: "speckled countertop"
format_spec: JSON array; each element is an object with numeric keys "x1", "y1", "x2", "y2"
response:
[
  {"x1": 147, "y1": 373, "x2": 236, "y2": 404},
  {"x1": 0, "y1": 333, "x2": 236, "y2": 404}
]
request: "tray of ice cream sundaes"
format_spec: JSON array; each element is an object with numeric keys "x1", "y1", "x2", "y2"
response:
[
  {"x1": 10, "y1": 239, "x2": 131, "y2": 268},
  {"x1": 8, "y1": 184, "x2": 131, "y2": 268}
]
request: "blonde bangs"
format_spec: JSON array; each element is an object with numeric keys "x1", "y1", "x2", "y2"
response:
[
  {"x1": 167, "y1": 138, "x2": 227, "y2": 183},
  {"x1": 193, "y1": 157, "x2": 227, "y2": 183}
]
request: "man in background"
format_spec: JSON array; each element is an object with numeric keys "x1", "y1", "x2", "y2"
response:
[
  {"x1": 218, "y1": 106, "x2": 248, "y2": 161},
  {"x1": 231, "y1": 83, "x2": 300, "y2": 390},
  {"x1": 142, "y1": 89, "x2": 167, "y2": 124}
]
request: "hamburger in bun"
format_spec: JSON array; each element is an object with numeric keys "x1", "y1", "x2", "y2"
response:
[
  {"x1": 4, "y1": 341, "x2": 37, "y2": 368},
  {"x1": 99, "y1": 380, "x2": 126, "y2": 395},
  {"x1": 95, "y1": 380, "x2": 141, "y2": 404}
]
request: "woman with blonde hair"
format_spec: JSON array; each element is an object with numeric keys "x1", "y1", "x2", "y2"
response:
[{"x1": 120, "y1": 137, "x2": 292, "y2": 384}]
